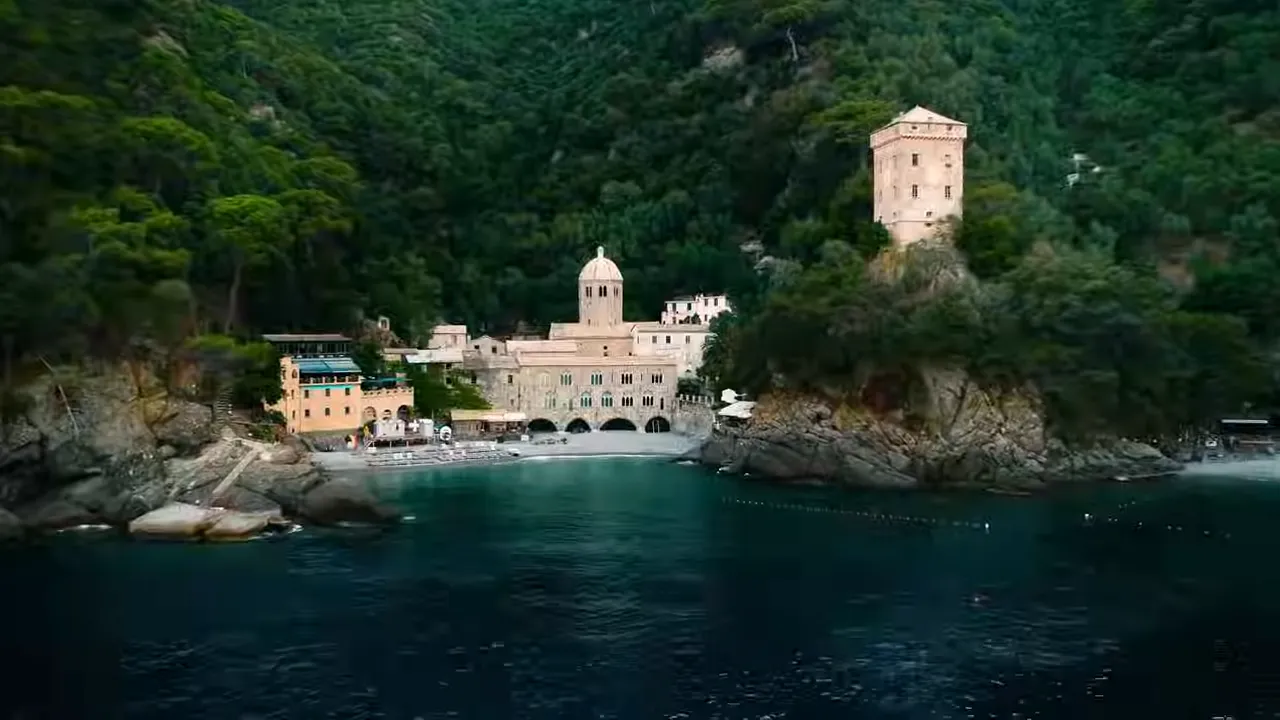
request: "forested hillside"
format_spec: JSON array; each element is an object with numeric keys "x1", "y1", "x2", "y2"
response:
[{"x1": 3, "y1": 0, "x2": 1279, "y2": 436}]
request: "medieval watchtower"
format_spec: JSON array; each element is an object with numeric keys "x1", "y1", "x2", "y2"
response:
[{"x1": 870, "y1": 106, "x2": 967, "y2": 246}]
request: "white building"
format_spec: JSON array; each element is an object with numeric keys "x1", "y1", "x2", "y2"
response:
[{"x1": 660, "y1": 293, "x2": 731, "y2": 325}]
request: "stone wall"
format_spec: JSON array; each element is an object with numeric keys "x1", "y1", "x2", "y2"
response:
[{"x1": 672, "y1": 394, "x2": 715, "y2": 438}]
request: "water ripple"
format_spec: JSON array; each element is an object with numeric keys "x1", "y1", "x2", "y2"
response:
[{"x1": 4, "y1": 461, "x2": 1280, "y2": 719}]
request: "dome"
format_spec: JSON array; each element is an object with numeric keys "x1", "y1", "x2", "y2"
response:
[{"x1": 579, "y1": 246, "x2": 623, "y2": 282}]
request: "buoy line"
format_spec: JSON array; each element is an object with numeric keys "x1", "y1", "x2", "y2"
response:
[
  {"x1": 721, "y1": 497, "x2": 992, "y2": 532},
  {"x1": 1080, "y1": 512, "x2": 1231, "y2": 540},
  {"x1": 723, "y1": 497, "x2": 1235, "y2": 540},
  {"x1": 1078, "y1": 493, "x2": 1233, "y2": 538}
]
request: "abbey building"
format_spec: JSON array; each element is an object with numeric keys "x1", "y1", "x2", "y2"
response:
[{"x1": 455, "y1": 247, "x2": 728, "y2": 433}]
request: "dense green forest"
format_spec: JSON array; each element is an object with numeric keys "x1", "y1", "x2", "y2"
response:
[{"x1": 2, "y1": 0, "x2": 1278, "y2": 437}]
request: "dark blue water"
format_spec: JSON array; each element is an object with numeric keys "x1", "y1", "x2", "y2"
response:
[{"x1": 5, "y1": 458, "x2": 1280, "y2": 719}]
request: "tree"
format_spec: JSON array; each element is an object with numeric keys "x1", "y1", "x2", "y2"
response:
[{"x1": 206, "y1": 194, "x2": 288, "y2": 333}]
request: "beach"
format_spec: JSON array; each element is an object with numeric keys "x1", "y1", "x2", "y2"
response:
[{"x1": 310, "y1": 431, "x2": 702, "y2": 473}]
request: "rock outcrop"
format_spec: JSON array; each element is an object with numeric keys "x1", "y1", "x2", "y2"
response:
[
  {"x1": 295, "y1": 478, "x2": 400, "y2": 526},
  {"x1": 128, "y1": 503, "x2": 277, "y2": 541},
  {"x1": 700, "y1": 380, "x2": 1181, "y2": 490},
  {"x1": 0, "y1": 508, "x2": 23, "y2": 542},
  {"x1": 0, "y1": 365, "x2": 402, "y2": 539}
]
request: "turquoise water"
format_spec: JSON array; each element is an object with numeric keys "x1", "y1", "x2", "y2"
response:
[{"x1": 4, "y1": 458, "x2": 1280, "y2": 718}]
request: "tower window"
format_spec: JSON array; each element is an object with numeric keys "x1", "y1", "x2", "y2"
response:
[
  {"x1": 600, "y1": 285, "x2": 608, "y2": 297},
  {"x1": 585, "y1": 286, "x2": 593, "y2": 298},
  {"x1": 911, "y1": 185, "x2": 919, "y2": 198},
  {"x1": 911, "y1": 153, "x2": 919, "y2": 166},
  {"x1": 944, "y1": 185, "x2": 952, "y2": 199}
]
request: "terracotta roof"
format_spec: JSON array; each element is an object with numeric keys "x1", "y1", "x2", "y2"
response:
[
  {"x1": 548, "y1": 322, "x2": 637, "y2": 339},
  {"x1": 892, "y1": 105, "x2": 965, "y2": 126}
]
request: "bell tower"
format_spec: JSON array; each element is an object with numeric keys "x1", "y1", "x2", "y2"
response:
[{"x1": 577, "y1": 246, "x2": 624, "y2": 328}]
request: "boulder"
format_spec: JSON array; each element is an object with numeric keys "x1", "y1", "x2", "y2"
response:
[
  {"x1": 128, "y1": 503, "x2": 222, "y2": 538},
  {"x1": 0, "y1": 508, "x2": 23, "y2": 541},
  {"x1": 20, "y1": 498, "x2": 102, "y2": 532},
  {"x1": 204, "y1": 511, "x2": 274, "y2": 541},
  {"x1": 239, "y1": 462, "x2": 326, "y2": 516},
  {"x1": 259, "y1": 444, "x2": 301, "y2": 465},
  {"x1": 297, "y1": 478, "x2": 401, "y2": 526},
  {"x1": 214, "y1": 486, "x2": 283, "y2": 518}
]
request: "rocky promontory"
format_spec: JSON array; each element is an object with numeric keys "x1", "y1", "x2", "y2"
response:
[
  {"x1": 698, "y1": 375, "x2": 1181, "y2": 490},
  {"x1": 0, "y1": 367, "x2": 400, "y2": 541}
]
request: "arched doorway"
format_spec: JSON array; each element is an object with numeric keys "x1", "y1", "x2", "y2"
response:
[
  {"x1": 566, "y1": 418, "x2": 591, "y2": 434},
  {"x1": 645, "y1": 416, "x2": 671, "y2": 433},
  {"x1": 397, "y1": 404, "x2": 411, "y2": 422},
  {"x1": 600, "y1": 418, "x2": 637, "y2": 431},
  {"x1": 362, "y1": 407, "x2": 377, "y2": 423},
  {"x1": 528, "y1": 418, "x2": 557, "y2": 433}
]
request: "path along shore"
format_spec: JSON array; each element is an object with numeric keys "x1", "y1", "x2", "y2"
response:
[{"x1": 310, "y1": 431, "x2": 702, "y2": 473}]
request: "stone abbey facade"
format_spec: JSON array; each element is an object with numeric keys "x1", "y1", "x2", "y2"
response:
[
  {"x1": 461, "y1": 247, "x2": 713, "y2": 433},
  {"x1": 870, "y1": 105, "x2": 967, "y2": 246}
]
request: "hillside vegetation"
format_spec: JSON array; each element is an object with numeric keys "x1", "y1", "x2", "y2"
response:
[{"x1": 2, "y1": 0, "x2": 1278, "y2": 438}]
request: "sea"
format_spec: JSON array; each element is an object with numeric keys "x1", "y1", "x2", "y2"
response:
[{"x1": 4, "y1": 457, "x2": 1280, "y2": 719}]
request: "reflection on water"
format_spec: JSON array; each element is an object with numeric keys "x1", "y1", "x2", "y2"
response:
[{"x1": 2, "y1": 458, "x2": 1280, "y2": 719}]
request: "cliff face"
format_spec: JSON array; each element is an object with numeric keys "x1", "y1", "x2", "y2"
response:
[
  {"x1": 0, "y1": 366, "x2": 396, "y2": 538},
  {"x1": 699, "y1": 370, "x2": 1180, "y2": 490}
]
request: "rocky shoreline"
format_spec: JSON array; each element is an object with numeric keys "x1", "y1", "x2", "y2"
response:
[
  {"x1": 0, "y1": 371, "x2": 399, "y2": 542},
  {"x1": 692, "y1": 391, "x2": 1182, "y2": 490}
]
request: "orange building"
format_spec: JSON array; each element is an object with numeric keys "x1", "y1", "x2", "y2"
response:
[{"x1": 263, "y1": 334, "x2": 414, "y2": 435}]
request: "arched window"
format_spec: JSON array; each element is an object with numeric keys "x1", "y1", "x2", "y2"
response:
[
  {"x1": 580, "y1": 392, "x2": 593, "y2": 408},
  {"x1": 585, "y1": 286, "x2": 593, "y2": 298},
  {"x1": 544, "y1": 393, "x2": 557, "y2": 409},
  {"x1": 601, "y1": 392, "x2": 614, "y2": 408},
  {"x1": 560, "y1": 371, "x2": 572, "y2": 386},
  {"x1": 600, "y1": 285, "x2": 608, "y2": 297},
  {"x1": 590, "y1": 372, "x2": 603, "y2": 385}
]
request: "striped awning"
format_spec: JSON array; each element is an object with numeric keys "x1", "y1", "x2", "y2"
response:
[{"x1": 296, "y1": 357, "x2": 362, "y2": 375}]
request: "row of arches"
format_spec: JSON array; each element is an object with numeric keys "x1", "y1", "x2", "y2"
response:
[
  {"x1": 526, "y1": 417, "x2": 671, "y2": 434},
  {"x1": 361, "y1": 405, "x2": 412, "y2": 423}
]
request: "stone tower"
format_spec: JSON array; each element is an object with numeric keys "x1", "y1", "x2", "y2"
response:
[
  {"x1": 870, "y1": 106, "x2": 967, "y2": 247},
  {"x1": 578, "y1": 246, "x2": 624, "y2": 328}
]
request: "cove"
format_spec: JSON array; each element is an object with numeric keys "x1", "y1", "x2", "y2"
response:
[{"x1": 3, "y1": 457, "x2": 1280, "y2": 719}]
